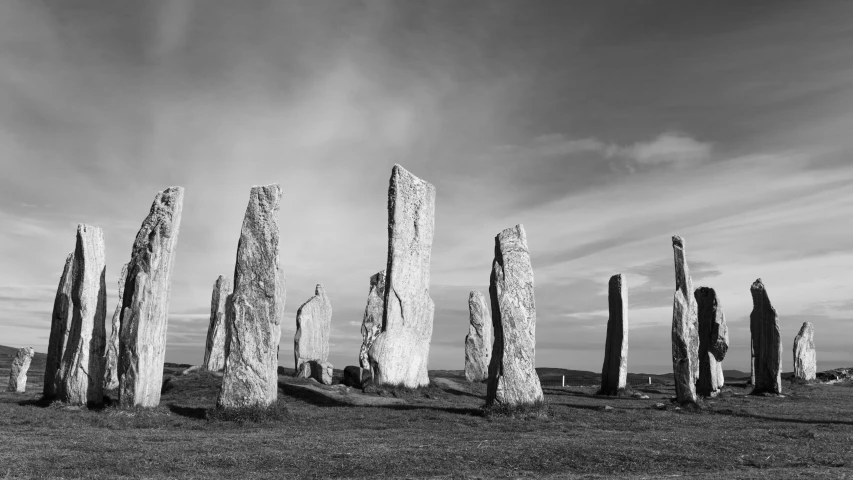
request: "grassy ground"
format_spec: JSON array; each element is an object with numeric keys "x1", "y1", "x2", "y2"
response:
[{"x1": 1, "y1": 368, "x2": 852, "y2": 479}]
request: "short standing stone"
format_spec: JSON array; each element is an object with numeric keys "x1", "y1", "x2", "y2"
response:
[
  {"x1": 368, "y1": 165, "x2": 436, "y2": 388},
  {"x1": 203, "y1": 275, "x2": 231, "y2": 371},
  {"x1": 44, "y1": 252, "x2": 75, "y2": 398},
  {"x1": 296, "y1": 360, "x2": 334, "y2": 385},
  {"x1": 695, "y1": 287, "x2": 729, "y2": 397},
  {"x1": 217, "y1": 185, "x2": 285, "y2": 409},
  {"x1": 486, "y1": 225, "x2": 544, "y2": 407},
  {"x1": 7, "y1": 347, "x2": 35, "y2": 393},
  {"x1": 749, "y1": 279, "x2": 782, "y2": 394},
  {"x1": 359, "y1": 270, "x2": 385, "y2": 370},
  {"x1": 294, "y1": 284, "x2": 332, "y2": 371},
  {"x1": 343, "y1": 365, "x2": 372, "y2": 388},
  {"x1": 465, "y1": 290, "x2": 492, "y2": 382},
  {"x1": 600, "y1": 274, "x2": 628, "y2": 395},
  {"x1": 671, "y1": 236, "x2": 699, "y2": 404},
  {"x1": 118, "y1": 187, "x2": 184, "y2": 408},
  {"x1": 793, "y1": 322, "x2": 816, "y2": 381},
  {"x1": 103, "y1": 263, "x2": 128, "y2": 390}
]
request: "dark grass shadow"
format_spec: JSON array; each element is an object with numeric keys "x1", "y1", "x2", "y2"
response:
[
  {"x1": 712, "y1": 408, "x2": 853, "y2": 426},
  {"x1": 437, "y1": 387, "x2": 484, "y2": 400},
  {"x1": 167, "y1": 404, "x2": 208, "y2": 420},
  {"x1": 17, "y1": 396, "x2": 53, "y2": 408},
  {"x1": 376, "y1": 404, "x2": 484, "y2": 416}
]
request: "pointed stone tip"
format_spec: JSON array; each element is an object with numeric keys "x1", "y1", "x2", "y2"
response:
[
  {"x1": 315, "y1": 284, "x2": 325, "y2": 296},
  {"x1": 751, "y1": 278, "x2": 765, "y2": 290},
  {"x1": 672, "y1": 235, "x2": 685, "y2": 248}
]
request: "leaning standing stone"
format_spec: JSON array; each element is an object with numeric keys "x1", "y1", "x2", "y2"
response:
[
  {"x1": 103, "y1": 263, "x2": 128, "y2": 390},
  {"x1": 217, "y1": 185, "x2": 285, "y2": 409},
  {"x1": 294, "y1": 284, "x2": 332, "y2": 371},
  {"x1": 671, "y1": 236, "x2": 699, "y2": 404},
  {"x1": 599, "y1": 274, "x2": 628, "y2": 395},
  {"x1": 368, "y1": 165, "x2": 436, "y2": 388},
  {"x1": 203, "y1": 275, "x2": 231, "y2": 371},
  {"x1": 118, "y1": 187, "x2": 184, "y2": 408},
  {"x1": 793, "y1": 321, "x2": 816, "y2": 381},
  {"x1": 486, "y1": 225, "x2": 544, "y2": 408},
  {"x1": 749, "y1": 279, "x2": 782, "y2": 394},
  {"x1": 695, "y1": 287, "x2": 729, "y2": 397},
  {"x1": 44, "y1": 252, "x2": 75, "y2": 398},
  {"x1": 465, "y1": 290, "x2": 492, "y2": 382},
  {"x1": 359, "y1": 270, "x2": 385, "y2": 371},
  {"x1": 7, "y1": 347, "x2": 35, "y2": 393}
]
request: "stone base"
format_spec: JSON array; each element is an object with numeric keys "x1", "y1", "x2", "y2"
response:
[{"x1": 296, "y1": 361, "x2": 333, "y2": 385}]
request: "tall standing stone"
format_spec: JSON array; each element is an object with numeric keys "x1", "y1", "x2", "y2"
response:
[
  {"x1": 465, "y1": 290, "x2": 492, "y2": 382},
  {"x1": 793, "y1": 321, "x2": 816, "y2": 381},
  {"x1": 294, "y1": 284, "x2": 332, "y2": 370},
  {"x1": 103, "y1": 263, "x2": 128, "y2": 390},
  {"x1": 599, "y1": 274, "x2": 628, "y2": 395},
  {"x1": 44, "y1": 252, "x2": 75, "y2": 398},
  {"x1": 118, "y1": 187, "x2": 184, "y2": 408},
  {"x1": 695, "y1": 287, "x2": 729, "y2": 397},
  {"x1": 749, "y1": 279, "x2": 782, "y2": 394},
  {"x1": 7, "y1": 347, "x2": 35, "y2": 393},
  {"x1": 359, "y1": 270, "x2": 385, "y2": 370},
  {"x1": 217, "y1": 185, "x2": 284, "y2": 409},
  {"x1": 486, "y1": 225, "x2": 544, "y2": 407},
  {"x1": 671, "y1": 235, "x2": 699, "y2": 404},
  {"x1": 367, "y1": 165, "x2": 435, "y2": 388},
  {"x1": 203, "y1": 275, "x2": 231, "y2": 371},
  {"x1": 58, "y1": 224, "x2": 107, "y2": 405}
]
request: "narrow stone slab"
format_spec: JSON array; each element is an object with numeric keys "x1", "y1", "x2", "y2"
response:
[
  {"x1": 600, "y1": 274, "x2": 628, "y2": 395},
  {"x1": 294, "y1": 284, "x2": 332, "y2": 371},
  {"x1": 359, "y1": 270, "x2": 385, "y2": 370},
  {"x1": 750, "y1": 278, "x2": 782, "y2": 394},
  {"x1": 203, "y1": 275, "x2": 231, "y2": 371},
  {"x1": 103, "y1": 263, "x2": 128, "y2": 390},
  {"x1": 368, "y1": 165, "x2": 436, "y2": 388},
  {"x1": 7, "y1": 347, "x2": 35, "y2": 393},
  {"x1": 486, "y1": 225, "x2": 544, "y2": 407},
  {"x1": 44, "y1": 252, "x2": 75, "y2": 398},
  {"x1": 465, "y1": 290, "x2": 492, "y2": 382},
  {"x1": 671, "y1": 236, "x2": 698, "y2": 404},
  {"x1": 217, "y1": 185, "x2": 285, "y2": 409},
  {"x1": 793, "y1": 321, "x2": 816, "y2": 381},
  {"x1": 118, "y1": 187, "x2": 184, "y2": 408},
  {"x1": 695, "y1": 287, "x2": 729, "y2": 397}
]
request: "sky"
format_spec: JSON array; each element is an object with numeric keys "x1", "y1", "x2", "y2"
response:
[{"x1": 1, "y1": 0, "x2": 851, "y2": 374}]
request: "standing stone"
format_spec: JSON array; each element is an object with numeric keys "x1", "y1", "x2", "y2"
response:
[
  {"x1": 7, "y1": 347, "x2": 35, "y2": 393},
  {"x1": 749, "y1": 279, "x2": 782, "y2": 394},
  {"x1": 118, "y1": 187, "x2": 184, "y2": 408},
  {"x1": 203, "y1": 275, "x2": 231, "y2": 371},
  {"x1": 486, "y1": 225, "x2": 544, "y2": 407},
  {"x1": 695, "y1": 287, "x2": 729, "y2": 397},
  {"x1": 44, "y1": 252, "x2": 75, "y2": 398},
  {"x1": 359, "y1": 270, "x2": 385, "y2": 371},
  {"x1": 671, "y1": 235, "x2": 699, "y2": 404},
  {"x1": 294, "y1": 284, "x2": 332, "y2": 371},
  {"x1": 793, "y1": 321, "x2": 816, "y2": 381},
  {"x1": 58, "y1": 224, "x2": 107, "y2": 405},
  {"x1": 465, "y1": 291, "x2": 492, "y2": 382},
  {"x1": 103, "y1": 263, "x2": 128, "y2": 390},
  {"x1": 599, "y1": 274, "x2": 628, "y2": 395},
  {"x1": 217, "y1": 185, "x2": 285, "y2": 409},
  {"x1": 367, "y1": 165, "x2": 436, "y2": 388}
]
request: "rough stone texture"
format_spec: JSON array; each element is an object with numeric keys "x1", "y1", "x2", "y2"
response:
[
  {"x1": 103, "y1": 263, "x2": 128, "y2": 390},
  {"x1": 465, "y1": 290, "x2": 492, "y2": 382},
  {"x1": 296, "y1": 360, "x2": 334, "y2": 385},
  {"x1": 749, "y1": 278, "x2": 782, "y2": 394},
  {"x1": 793, "y1": 321, "x2": 816, "y2": 381},
  {"x1": 343, "y1": 366, "x2": 372, "y2": 388},
  {"x1": 359, "y1": 271, "x2": 385, "y2": 370},
  {"x1": 203, "y1": 275, "x2": 231, "y2": 371},
  {"x1": 695, "y1": 287, "x2": 729, "y2": 397},
  {"x1": 600, "y1": 274, "x2": 628, "y2": 395},
  {"x1": 7, "y1": 347, "x2": 35, "y2": 393},
  {"x1": 44, "y1": 252, "x2": 75, "y2": 398},
  {"x1": 671, "y1": 236, "x2": 699, "y2": 404},
  {"x1": 294, "y1": 284, "x2": 332, "y2": 371},
  {"x1": 118, "y1": 187, "x2": 184, "y2": 408},
  {"x1": 368, "y1": 165, "x2": 436, "y2": 388},
  {"x1": 58, "y1": 224, "x2": 107, "y2": 405},
  {"x1": 217, "y1": 185, "x2": 285, "y2": 409},
  {"x1": 486, "y1": 225, "x2": 544, "y2": 407}
]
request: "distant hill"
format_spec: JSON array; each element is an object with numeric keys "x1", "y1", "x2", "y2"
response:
[
  {"x1": 0, "y1": 344, "x2": 47, "y2": 369},
  {"x1": 723, "y1": 369, "x2": 749, "y2": 378}
]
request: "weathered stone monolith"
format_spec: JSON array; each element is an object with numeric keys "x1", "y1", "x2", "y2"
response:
[
  {"x1": 671, "y1": 235, "x2": 699, "y2": 404},
  {"x1": 294, "y1": 284, "x2": 332, "y2": 372},
  {"x1": 599, "y1": 274, "x2": 628, "y2": 395},
  {"x1": 103, "y1": 263, "x2": 128, "y2": 390},
  {"x1": 793, "y1": 321, "x2": 816, "y2": 381},
  {"x1": 217, "y1": 185, "x2": 284, "y2": 409},
  {"x1": 7, "y1": 347, "x2": 35, "y2": 393},
  {"x1": 465, "y1": 290, "x2": 492, "y2": 382},
  {"x1": 695, "y1": 287, "x2": 728, "y2": 397},
  {"x1": 58, "y1": 224, "x2": 107, "y2": 405},
  {"x1": 203, "y1": 275, "x2": 231, "y2": 371},
  {"x1": 296, "y1": 360, "x2": 333, "y2": 385},
  {"x1": 749, "y1": 279, "x2": 782, "y2": 394},
  {"x1": 118, "y1": 187, "x2": 184, "y2": 408},
  {"x1": 44, "y1": 252, "x2": 74, "y2": 398},
  {"x1": 359, "y1": 270, "x2": 385, "y2": 371},
  {"x1": 486, "y1": 225, "x2": 544, "y2": 407},
  {"x1": 368, "y1": 165, "x2": 435, "y2": 388}
]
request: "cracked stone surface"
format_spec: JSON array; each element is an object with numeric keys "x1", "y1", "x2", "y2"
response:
[
  {"x1": 671, "y1": 235, "x2": 699, "y2": 404},
  {"x1": 44, "y1": 252, "x2": 75, "y2": 398},
  {"x1": 750, "y1": 278, "x2": 782, "y2": 394},
  {"x1": 359, "y1": 271, "x2": 385, "y2": 371},
  {"x1": 104, "y1": 263, "x2": 128, "y2": 390},
  {"x1": 7, "y1": 347, "x2": 35, "y2": 393},
  {"x1": 203, "y1": 275, "x2": 231, "y2": 371},
  {"x1": 695, "y1": 287, "x2": 729, "y2": 397},
  {"x1": 600, "y1": 274, "x2": 628, "y2": 396},
  {"x1": 294, "y1": 284, "x2": 332, "y2": 370},
  {"x1": 793, "y1": 321, "x2": 816, "y2": 381},
  {"x1": 465, "y1": 290, "x2": 491, "y2": 382}
]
